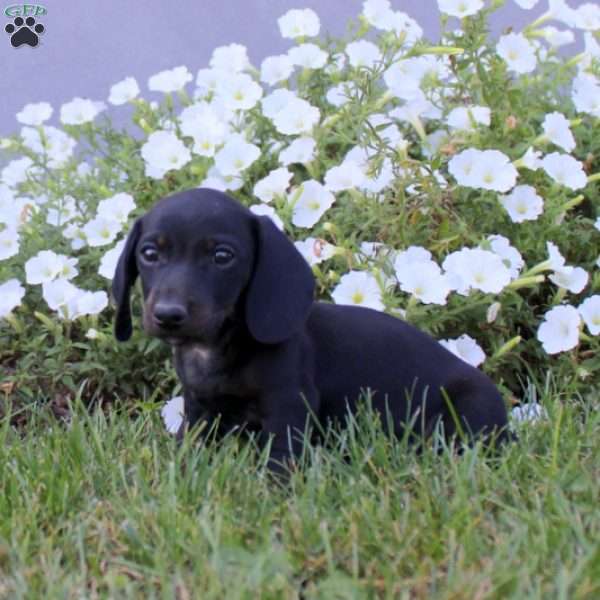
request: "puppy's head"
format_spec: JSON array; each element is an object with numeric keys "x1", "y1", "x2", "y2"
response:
[{"x1": 112, "y1": 188, "x2": 314, "y2": 346}]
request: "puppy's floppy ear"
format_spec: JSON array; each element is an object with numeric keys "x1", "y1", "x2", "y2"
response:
[
  {"x1": 112, "y1": 219, "x2": 142, "y2": 342},
  {"x1": 245, "y1": 216, "x2": 315, "y2": 344}
]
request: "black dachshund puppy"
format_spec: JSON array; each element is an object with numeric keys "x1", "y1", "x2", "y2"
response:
[{"x1": 113, "y1": 188, "x2": 510, "y2": 471}]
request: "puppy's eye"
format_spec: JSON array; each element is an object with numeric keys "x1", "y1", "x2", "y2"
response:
[
  {"x1": 214, "y1": 246, "x2": 234, "y2": 265},
  {"x1": 140, "y1": 246, "x2": 159, "y2": 263}
]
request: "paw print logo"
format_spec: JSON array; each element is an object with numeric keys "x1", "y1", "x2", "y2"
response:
[{"x1": 5, "y1": 16, "x2": 45, "y2": 48}]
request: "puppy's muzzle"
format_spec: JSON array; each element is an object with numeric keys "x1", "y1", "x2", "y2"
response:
[{"x1": 153, "y1": 302, "x2": 187, "y2": 331}]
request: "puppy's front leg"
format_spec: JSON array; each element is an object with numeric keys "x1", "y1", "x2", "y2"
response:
[
  {"x1": 175, "y1": 393, "x2": 217, "y2": 444},
  {"x1": 259, "y1": 388, "x2": 318, "y2": 474}
]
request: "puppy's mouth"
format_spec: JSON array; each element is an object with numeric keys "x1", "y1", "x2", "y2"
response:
[{"x1": 143, "y1": 305, "x2": 234, "y2": 346}]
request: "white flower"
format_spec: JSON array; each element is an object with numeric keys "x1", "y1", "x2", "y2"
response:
[
  {"x1": 331, "y1": 271, "x2": 384, "y2": 311},
  {"x1": 537, "y1": 305, "x2": 581, "y2": 354},
  {"x1": 295, "y1": 237, "x2": 337, "y2": 266},
  {"x1": 389, "y1": 92, "x2": 442, "y2": 122},
  {"x1": 394, "y1": 246, "x2": 432, "y2": 274},
  {"x1": 25, "y1": 250, "x2": 78, "y2": 284},
  {"x1": 541, "y1": 152, "x2": 587, "y2": 190},
  {"x1": 210, "y1": 43, "x2": 250, "y2": 73},
  {"x1": 162, "y1": 396, "x2": 184, "y2": 434},
  {"x1": 201, "y1": 167, "x2": 244, "y2": 192},
  {"x1": 513, "y1": 0, "x2": 541, "y2": 9},
  {"x1": 214, "y1": 135, "x2": 260, "y2": 176},
  {"x1": 439, "y1": 334, "x2": 485, "y2": 367},
  {"x1": 511, "y1": 403, "x2": 548, "y2": 424},
  {"x1": 253, "y1": 168, "x2": 293, "y2": 203},
  {"x1": 345, "y1": 40, "x2": 381, "y2": 69},
  {"x1": 574, "y1": 3, "x2": 600, "y2": 30},
  {"x1": 179, "y1": 102, "x2": 228, "y2": 157},
  {"x1": 291, "y1": 180, "x2": 335, "y2": 228},
  {"x1": 442, "y1": 248, "x2": 512, "y2": 295},
  {"x1": 448, "y1": 149, "x2": 518, "y2": 192},
  {"x1": 279, "y1": 137, "x2": 316, "y2": 166},
  {"x1": 578, "y1": 295, "x2": 600, "y2": 335},
  {"x1": 46, "y1": 195, "x2": 78, "y2": 227},
  {"x1": 542, "y1": 112, "x2": 575, "y2": 153},
  {"x1": 42, "y1": 278, "x2": 82, "y2": 319},
  {"x1": 60, "y1": 97, "x2": 106, "y2": 125},
  {"x1": 326, "y1": 83, "x2": 353, "y2": 107},
  {"x1": 216, "y1": 73, "x2": 263, "y2": 111},
  {"x1": 108, "y1": 77, "x2": 140, "y2": 105},
  {"x1": 272, "y1": 98, "x2": 320, "y2": 136},
  {"x1": 0, "y1": 279, "x2": 25, "y2": 318},
  {"x1": 324, "y1": 161, "x2": 366, "y2": 192},
  {"x1": 487, "y1": 302, "x2": 501, "y2": 324},
  {"x1": 249, "y1": 204, "x2": 284, "y2": 230},
  {"x1": 437, "y1": 0, "x2": 484, "y2": 18},
  {"x1": 496, "y1": 33, "x2": 537, "y2": 74},
  {"x1": 97, "y1": 193, "x2": 136, "y2": 224},
  {"x1": 549, "y1": 266, "x2": 588, "y2": 294},
  {"x1": 148, "y1": 66, "x2": 192, "y2": 93},
  {"x1": 278, "y1": 8, "x2": 320, "y2": 39},
  {"x1": 0, "y1": 190, "x2": 21, "y2": 229},
  {"x1": 77, "y1": 162, "x2": 93, "y2": 178},
  {"x1": 99, "y1": 239, "x2": 126, "y2": 280},
  {"x1": 261, "y1": 89, "x2": 298, "y2": 119},
  {"x1": 16, "y1": 101, "x2": 53, "y2": 126},
  {"x1": 76, "y1": 290, "x2": 109, "y2": 316},
  {"x1": 1, "y1": 157, "x2": 37, "y2": 188},
  {"x1": 195, "y1": 68, "x2": 229, "y2": 98},
  {"x1": 141, "y1": 130, "x2": 192, "y2": 179},
  {"x1": 582, "y1": 32, "x2": 600, "y2": 68},
  {"x1": 487, "y1": 234, "x2": 524, "y2": 279},
  {"x1": 446, "y1": 106, "x2": 491, "y2": 131},
  {"x1": 398, "y1": 261, "x2": 450, "y2": 305},
  {"x1": 572, "y1": 74, "x2": 600, "y2": 118},
  {"x1": 546, "y1": 241, "x2": 566, "y2": 271},
  {"x1": 447, "y1": 148, "x2": 480, "y2": 188},
  {"x1": 83, "y1": 216, "x2": 122, "y2": 247},
  {"x1": 545, "y1": 0, "x2": 577, "y2": 27},
  {"x1": 500, "y1": 185, "x2": 544, "y2": 223},
  {"x1": 288, "y1": 43, "x2": 328, "y2": 70},
  {"x1": 0, "y1": 189, "x2": 30, "y2": 230},
  {"x1": 359, "y1": 242, "x2": 395, "y2": 264},
  {"x1": 519, "y1": 147, "x2": 543, "y2": 171},
  {"x1": 387, "y1": 12, "x2": 423, "y2": 44},
  {"x1": 476, "y1": 150, "x2": 519, "y2": 192},
  {"x1": 86, "y1": 328, "x2": 99, "y2": 340},
  {"x1": 260, "y1": 55, "x2": 294, "y2": 85},
  {"x1": 63, "y1": 223, "x2": 87, "y2": 251},
  {"x1": 362, "y1": 0, "x2": 394, "y2": 29},
  {"x1": 0, "y1": 228, "x2": 20, "y2": 261},
  {"x1": 540, "y1": 26, "x2": 574, "y2": 48},
  {"x1": 21, "y1": 126, "x2": 77, "y2": 169}
]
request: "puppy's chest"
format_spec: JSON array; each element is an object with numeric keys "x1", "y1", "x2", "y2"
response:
[{"x1": 173, "y1": 344, "x2": 243, "y2": 397}]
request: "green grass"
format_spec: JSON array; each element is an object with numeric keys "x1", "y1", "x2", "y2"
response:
[{"x1": 0, "y1": 386, "x2": 599, "y2": 599}]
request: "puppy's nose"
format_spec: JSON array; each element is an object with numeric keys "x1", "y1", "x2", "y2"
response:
[{"x1": 153, "y1": 303, "x2": 187, "y2": 329}]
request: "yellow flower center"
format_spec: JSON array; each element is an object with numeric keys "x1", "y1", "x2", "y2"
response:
[{"x1": 352, "y1": 291, "x2": 364, "y2": 304}]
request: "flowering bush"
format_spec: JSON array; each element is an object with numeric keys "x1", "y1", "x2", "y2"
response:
[{"x1": 1, "y1": 0, "x2": 600, "y2": 406}]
